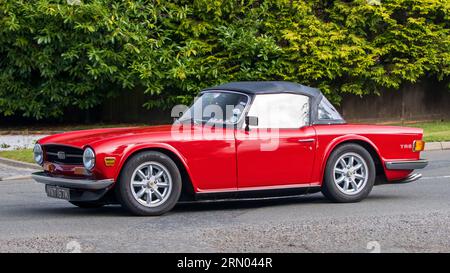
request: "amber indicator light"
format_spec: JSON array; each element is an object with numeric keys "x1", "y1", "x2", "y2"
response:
[
  {"x1": 413, "y1": 140, "x2": 425, "y2": 152},
  {"x1": 104, "y1": 157, "x2": 116, "y2": 167}
]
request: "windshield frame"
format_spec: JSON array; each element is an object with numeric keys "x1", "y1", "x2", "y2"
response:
[{"x1": 177, "y1": 90, "x2": 252, "y2": 127}]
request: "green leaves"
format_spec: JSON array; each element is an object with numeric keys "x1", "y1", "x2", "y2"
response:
[{"x1": 0, "y1": 0, "x2": 449, "y2": 119}]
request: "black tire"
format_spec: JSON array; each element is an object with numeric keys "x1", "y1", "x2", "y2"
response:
[
  {"x1": 69, "y1": 201, "x2": 105, "y2": 209},
  {"x1": 321, "y1": 143, "x2": 375, "y2": 203},
  {"x1": 117, "y1": 151, "x2": 182, "y2": 216}
]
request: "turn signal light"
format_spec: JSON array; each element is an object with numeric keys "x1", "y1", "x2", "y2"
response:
[
  {"x1": 74, "y1": 167, "x2": 89, "y2": 175},
  {"x1": 44, "y1": 163, "x2": 56, "y2": 172},
  {"x1": 104, "y1": 157, "x2": 116, "y2": 167},
  {"x1": 413, "y1": 140, "x2": 425, "y2": 152}
]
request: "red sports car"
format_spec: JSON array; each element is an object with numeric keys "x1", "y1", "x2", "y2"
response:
[{"x1": 32, "y1": 81, "x2": 428, "y2": 216}]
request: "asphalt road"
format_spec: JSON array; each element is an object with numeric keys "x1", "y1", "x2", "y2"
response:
[{"x1": 0, "y1": 150, "x2": 449, "y2": 253}]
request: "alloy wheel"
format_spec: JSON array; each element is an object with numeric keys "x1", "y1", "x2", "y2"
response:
[
  {"x1": 130, "y1": 162, "x2": 173, "y2": 207},
  {"x1": 333, "y1": 152, "x2": 369, "y2": 195}
]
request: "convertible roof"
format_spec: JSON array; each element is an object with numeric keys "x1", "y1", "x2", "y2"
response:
[{"x1": 203, "y1": 81, "x2": 322, "y2": 98}]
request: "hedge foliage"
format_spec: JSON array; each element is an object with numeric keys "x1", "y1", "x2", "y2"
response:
[{"x1": 1, "y1": 0, "x2": 449, "y2": 119}]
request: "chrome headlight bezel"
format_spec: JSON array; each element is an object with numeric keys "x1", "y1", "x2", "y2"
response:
[
  {"x1": 33, "y1": 143, "x2": 44, "y2": 165},
  {"x1": 83, "y1": 147, "x2": 96, "y2": 170}
]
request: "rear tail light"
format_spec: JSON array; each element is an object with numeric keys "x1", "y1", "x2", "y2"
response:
[{"x1": 413, "y1": 140, "x2": 425, "y2": 152}]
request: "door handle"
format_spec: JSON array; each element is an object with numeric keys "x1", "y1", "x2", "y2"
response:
[{"x1": 298, "y1": 138, "x2": 315, "y2": 143}]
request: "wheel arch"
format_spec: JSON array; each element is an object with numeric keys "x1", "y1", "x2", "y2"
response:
[
  {"x1": 320, "y1": 136, "x2": 386, "y2": 184},
  {"x1": 115, "y1": 144, "x2": 196, "y2": 201}
]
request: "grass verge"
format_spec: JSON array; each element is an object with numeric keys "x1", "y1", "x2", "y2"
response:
[
  {"x1": 0, "y1": 149, "x2": 34, "y2": 163},
  {"x1": 402, "y1": 121, "x2": 450, "y2": 142}
]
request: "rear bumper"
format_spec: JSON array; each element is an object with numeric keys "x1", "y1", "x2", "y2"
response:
[
  {"x1": 385, "y1": 159, "x2": 428, "y2": 170},
  {"x1": 32, "y1": 172, "x2": 114, "y2": 190}
]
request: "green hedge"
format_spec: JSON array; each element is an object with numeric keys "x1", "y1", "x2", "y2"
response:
[{"x1": 1, "y1": 0, "x2": 449, "y2": 119}]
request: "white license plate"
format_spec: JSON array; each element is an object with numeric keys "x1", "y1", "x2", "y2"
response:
[{"x1": 45, "y1": 185, "x2": 70, "y2": 200}]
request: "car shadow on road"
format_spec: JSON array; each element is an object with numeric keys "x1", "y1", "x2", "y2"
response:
[
  {"x1": 173, "y1": 193, "x2": 330, "y2": 212},
  {"x1": 10, "y1": 194, "x2": 329, "y2": 218},
  {"x1": 173, "y1": 192, "x2": 405, "y2": 212},
  {"x1": 12, "y1": 192, "x2": 404, "y2": 218},
  {"x1": 9, "y1": 205, "x2": 130, "y2": 217}
]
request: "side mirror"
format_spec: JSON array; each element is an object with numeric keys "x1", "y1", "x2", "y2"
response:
[
  {"x1": 245, "y1": 116, "x2": 258, "y2": 131},
  {"x1": 171, "y1": 105, "x2": 189, "y2": 123},
  {"x1": 171, "y1": 111, "x2": 184, "y2": 123}
]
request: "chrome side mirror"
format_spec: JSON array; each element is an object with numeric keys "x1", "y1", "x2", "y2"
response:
[{"x1": 245, "y1": 116, "x2": 258, "y2": 131}]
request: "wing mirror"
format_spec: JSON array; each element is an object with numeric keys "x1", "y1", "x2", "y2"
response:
[
  {"x1": 171, "y1": 105, "x2": 188, "y2": 123},
  {"x1": 245, "y1": 116, "x2": 258, "y2": 131},
  {"x1": 172, "y1": 111, "x2": 184, "y2": 123}
]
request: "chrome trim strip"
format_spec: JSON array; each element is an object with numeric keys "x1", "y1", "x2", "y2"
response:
[
  {"x1": 298, "y1": 138, "x2": 315, "y2": 143},
  {"x1": 46, "y1": 152, "x2": 83, "y2": 158},
  {"x1": 385, "y1": 159, "x2": 428, "y2": 170},
  {"x1": 32, "y1": 172, "x2": 114, "y2": 190},
  {"x1": 196, "y1": 182, "x2": 321, "y2": 194},
  {"x1": 42, "y1": 143, "x2": 84, "y2": 150}
]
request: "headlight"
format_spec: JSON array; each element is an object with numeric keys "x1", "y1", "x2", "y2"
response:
[
  {"x1": 33, "y1": 144, "x2": 43, "y2": 165},
  {"x1": 83, "y1": 147, "x2": 95, "y2": 170}
]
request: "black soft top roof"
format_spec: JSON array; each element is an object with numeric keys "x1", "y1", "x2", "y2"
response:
[
  {"x1": 203, "y1": 81, "x2": 322, "y2": 98},
  {"x1": 202, "y1": 81, "x2": 345, "y2": 125}
]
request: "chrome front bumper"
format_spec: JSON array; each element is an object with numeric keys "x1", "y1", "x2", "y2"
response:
[
  {"x1": 385, "y1": 159, "x2": 428, "y2": 170},
  {"x1": 32, "y1": 172, "x2": 114, "y2": 190}
]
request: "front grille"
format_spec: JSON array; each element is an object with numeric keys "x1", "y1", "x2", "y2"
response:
[{"x1": 43, "y1": 145, "x2": 83, "y2": 165}]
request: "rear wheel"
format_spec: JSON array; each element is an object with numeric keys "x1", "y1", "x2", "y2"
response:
[
  {"x1": 322, "y1": 143, "x2": 375, "y2": 203},
  {"x1": 117, "y1": 151, "x2": 182, "y2": 216},
  {"x1": 69, "y1": 201, "x2": 104, "y2": 209}
]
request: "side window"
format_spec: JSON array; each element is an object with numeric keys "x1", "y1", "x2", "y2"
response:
[
  {"x1": 318, "y1": 96, "x2": 343, "y2": 121},
  {"x1": 247, "y1": 94, "x2": 309, "y2": 129}
]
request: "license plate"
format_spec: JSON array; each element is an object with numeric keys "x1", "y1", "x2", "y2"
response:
[{"x1": 45, "y1": 185, "x2": 70, "y2": 200}]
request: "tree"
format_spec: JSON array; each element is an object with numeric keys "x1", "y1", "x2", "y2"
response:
[{"x1": 0, "y1": 0, "x2": 449, "y2": 119}]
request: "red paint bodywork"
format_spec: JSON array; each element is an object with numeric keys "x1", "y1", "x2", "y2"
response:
[{"x1": 37, "y1": 123, "x2": 424, "y2": 193}]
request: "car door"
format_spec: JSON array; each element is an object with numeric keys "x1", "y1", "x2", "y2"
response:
[
  {"x1": 170, "y1": 91, "x2": 250, "y2": 192},
  {"x1": 235, "y1": 93, "x2": 316, "y2": 189}
]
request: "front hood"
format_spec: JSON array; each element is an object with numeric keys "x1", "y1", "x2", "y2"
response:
[{"x1": 38, "y1": 125, "x2": 174, "y2": 148}]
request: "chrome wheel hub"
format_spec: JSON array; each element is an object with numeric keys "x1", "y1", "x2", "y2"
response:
[
  {"x1": 130, "y1": 162, "x2": 172, "y2": 207},
  {"x1": 333, "y1": 152, "x2": 368, "y2": 195}
]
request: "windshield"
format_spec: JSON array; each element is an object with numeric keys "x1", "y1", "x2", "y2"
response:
[{"x1": 177, "y1": 91, "x2": 249, "y2": 125}]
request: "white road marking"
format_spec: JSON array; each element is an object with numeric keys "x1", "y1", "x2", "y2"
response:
[
  {"x1": 421, "y1": 175, "x2": 450, "y2": 180},
  {"x1": 0, "y1": 175, "x2": 32, "y2": 181},
  {"x1": 0, "y1": 163, "x2": 38, "y2": 172}
]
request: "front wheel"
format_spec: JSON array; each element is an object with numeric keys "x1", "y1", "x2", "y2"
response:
[
  {"x1": 117, "y1": 151, "x2": 182, "y2": 216},
  {"x1": 322, "y1": 144, "x2": 375, "y2": 203}
]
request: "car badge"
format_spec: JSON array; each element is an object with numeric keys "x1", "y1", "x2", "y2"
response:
[{"x1": 57, "y1": 151, "x2": 66, "y2": 160}]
